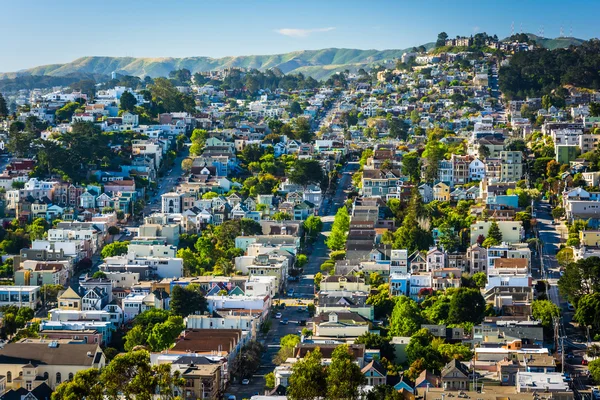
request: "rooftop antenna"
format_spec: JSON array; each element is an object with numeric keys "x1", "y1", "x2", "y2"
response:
[
  {"x1": 520, "y1": 23, "x2": 523, "y2": 34},
  {"x1": 511, "y1": 21, "x2": 515, "y2": 37},
  {"x1": 570, "y1": 25, "x2": 573, "y2": 37},
  {"x1": 541, "y1": 25, "x2": 544, "y2": 38},
  {"x1": 560, "y1": 26, "x2": 564, "y2": 37}
]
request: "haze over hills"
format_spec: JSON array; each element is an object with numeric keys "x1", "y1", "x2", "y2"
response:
[{"x1": 0, "y1": 34, "x2": 586, "y2": 81}]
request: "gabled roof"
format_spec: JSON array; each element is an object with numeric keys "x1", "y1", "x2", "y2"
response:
[
  {"x1": 362, "y1": 359, "x2": 387, "y2": 376},
  {"x1": 58, "y1": 286, "x2": 81, "y2": 300},
  {"x1": 441, "y1": 359, "x2": 469, "y2": 379}
]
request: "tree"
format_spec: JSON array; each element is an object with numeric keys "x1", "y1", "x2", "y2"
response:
[
  {"x1": 558, "y1": 257, "x2": 600, "y2": 305},
  {"x1": 591, "y1": 102, "x2": 600, "y2": 117},
  {"x1": 120, "y1": 91, "x2": 137, "y2": 112},
  {"x1": 590, "y1": 359, "x2": 600, "y2": 384},
  {"x1": 181, "y1": 158, "x2": 193, "y2": 172},
  {"x1": 265, "y1": 372, "x2": 275, "y2": 390},
  {"x1": 288, "y1": 159, "x2": 324, "y2": 188},
  {"x1": 92, "y1": 271, "x2": 107, "y2": 279},
  {"x1": 146, "y1": 315, "x2": 185, "y2": 351},
  {"x1": 41, "y1": 284, "x2": 64, "y2": 304},
  {"x1": 401, "y1": 152, "x2": 421, "y2": 183},
  {"x1": 289, "y1": 101, "x2": 303, "y2": 116},
  {"x1": 101, "y1": 241, "x2": 129, "y2": 258},
  {"x1": 107, "y1": 226, "x2": 120, "y2": 236},
  {"x1": 288, "y1": 348, "x2": 327, "y2": 400},
  {"x1": 326, "y1": 207, "x2": 350, "y2": 251},
  {"x1": 55, "y1": 102, "x2": 81, "y2": 121},
  {"x1": 487, "y1": 221, "x2": 503, "y2": 243},
  {"x1": 124, "y1": 325, "x2": 148, "y2": 351},
  {"x1": 170, "y1": 284, "x2": 207, "y2": 317},
  {"x1": 326, "y1": 344, "x2": 366, "y2": 400},
  {"x1": 532, "y1": 299, "x2": 560, "y2": 329},
  {"x1": 273, "y1": 211, "x2": 292, "y2": 222},
  {"x1": 367, "y1": 284, "x2": 395, "y2": 320},
  {"x1": 296, "y1": 254, "x2": 308, "y2": 269},
  {"x1": 27, "y1": 217, "x2": 48, "y2": 240},
  {"x1": 472, "y1": 272, "x2": 488, "y2": 288},
  {"x1": 366, "y1": 385, "x2": 403, "y2": 400},
  {"x1": 448, "y1": 288, "x2": 486, "y2": 325},
  {"x1": 52, "y1": 368, "x2": 104, "y2": 400},
  {"x1": 275, "y1": 334, "x2": 301, "y2": 365},
  {"x1": 556, "y1": 247, "x2": 574, "y2": 268},
  {"x1": 355, "y1": 332, "x2": 395, "y2": 361},
  {"x1": 101, "y1": 350, "x2": 156, "y2": 400},
  {"x1": 437, "y1": 343, "x2": 473, "y2": 362},
  {"x1": 575, "y1": 293, "x2": 600, "y2": 331},
  {"x1": 303, "y1": 216, "x2": 323, "y2": 239},
  {"x1": 389, "y1": 296, "x2": 424, "y2": 336},
  {"x1": 0, "y1": 93, "x2": 8, "y2": 119},
  {"x1": 436, "y1": 32, "x2": 449, "y2": 47}
]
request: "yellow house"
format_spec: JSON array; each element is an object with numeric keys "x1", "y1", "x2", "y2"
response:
[
  {"x1": 319, "y1": 275, "x2": 370, "y2": 292},
  {"x1": 580, "y1": 230, "x2": 600, "y2": 247},
  {"x1": 433, "y1": 182, "x2": 450, "y2": 202},
  {"x1": 57, "y1": 287, "x2": 82, "y2": 310}
]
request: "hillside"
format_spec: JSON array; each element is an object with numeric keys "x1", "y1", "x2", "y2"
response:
[
  {"x1": 0, "y1": 46, "x2": 435, "y2": 81},
  {"x1": 502, "y1": 33, "x2": 585, "y2": 49}
]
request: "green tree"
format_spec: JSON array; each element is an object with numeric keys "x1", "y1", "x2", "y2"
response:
[
  {"x1": 0, "y1": 93, "x2": 8, "y2": 118},
  {"x1": 124, "y1": 325, "x2": 148, "y2": 351},
  {"x1": 590, "y1": 102, "x2": 600, "y2": 117},
  {"x1": 326, "y1": 344, "x2": 366, "y2": 400},
  {"x1": 288, "y1": 159, "x2": 324, "y2": 188},
  {"x1": 296, "y1": 254, "x2": 308, "y2": 269},
  {"x1": 288, "y1": 348, "x2": 327, "y2": 400},
  {"x1": 389, "y1": 296, "x2": 424, "y2": 336},
  {"x1": 532, "y1": 299, "x2": 561, "y2": 329},
  {"x1": 558, "y1": 256, "x2": 600, "y2": 305},
  {"x1": 355, "y1": 332, "x2": 395, "y2": 361},
  {"x1": 401, "y1": 152, "x2": 421, "y2": 183},
  {"x1": 27, "y1": 217, "x2": 48, "y2": 240},
  {"x1": 101, "y1": 241, "x2": 129, "y2": 258},
  {"x1": 170, "y1": 284, "x2": 207, "y2": 317},
  {"x1": 590, "y1": 359, "x2": 600, "y2": 384},
  {"x1": 119, "y1": 91, "x2": 137, "y2": 112},
  {"x1": 55, "y1": 102, "x2": 82, "y2": 121},
  {"x1": 487, "y1": 220, "x2": 503, "y2": 243},
  {"x1": 472, "y1": 272, "x2": 488, "y2": 288},
  {"x1": 436, "y1": 32, "x2": 449, "y2": 47},
  {"x1": 146, "y1": 315, "x2": 185, "y2": 351},
  {"x1": 326, "y1": 206, "x2": 350, "y2": 251},
  {"x1": 265, "y1": 372, "x2": 275, "y2": 390},
  {"x1": 303, "y1": 216, "x2": 323, "y2": 239},
  {"x1": 273, "y1": 211, "x2": 292, "y2": 221},
  {"x1": 275, "y1": 334, "x2": 301, "y2": 365},
  {"x1": 101, "y1": 350, "x2": 156, "y2": 400},
  {"x1": 51, "y1": 368, "x2": 104, "y2": 400},
  {"x1": 448, "y1": 288, "x2": 486, "y2": 325},
  {"x1": 289, "y1": 101, "x2": 303, "y2": 116}
]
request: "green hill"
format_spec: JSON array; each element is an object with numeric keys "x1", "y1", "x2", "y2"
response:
[
  {"x1": 502, "y1": 33, "x2": 585, "y2": 49},
  {"x1": 0, "y1": 46, "x2": 435, "y2": 81}
]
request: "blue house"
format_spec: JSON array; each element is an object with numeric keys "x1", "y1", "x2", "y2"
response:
[
  {"x1": 394, "y1": 377, "x2": 415, "y2": 393},
  {"x1": 389, "y1": 273, "x2": 410, "y2": 296},
  {"x1": 486, "y1": 194, "x2": 519, "y2": 210}
]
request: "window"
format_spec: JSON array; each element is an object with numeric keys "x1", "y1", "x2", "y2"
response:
[
  {"x1": 7, "y1": 372, "x2": 11, "y2": 383},
  {"x1": 43, "y1": 372, "x2": 48, "y2": 381},
  {"x1": 68, "y1": 373, "x2": 73, "y2": 381},
  {"x1": 56, "y1": 372, "x2": 61, "y2": 384}
]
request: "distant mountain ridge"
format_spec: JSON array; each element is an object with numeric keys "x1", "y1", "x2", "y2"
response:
[
  {"x1": 0, "y1": 35, "x2": 587, "y2": 81},
  {"x1": 0, "y1": 46, "x2": 434, "y2": 81}
]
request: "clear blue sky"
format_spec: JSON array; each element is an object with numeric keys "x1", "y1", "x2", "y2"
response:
[{"x1": 1, "y1": 0, "x2": 598, "y2": 72}]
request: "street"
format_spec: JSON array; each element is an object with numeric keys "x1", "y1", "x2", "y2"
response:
[
  {"x1": 143, "y1": 147, "x2": 190, "y2": 216},
  {"x1": 228, "y1": 160, "x2": 357, "y2": 398}
]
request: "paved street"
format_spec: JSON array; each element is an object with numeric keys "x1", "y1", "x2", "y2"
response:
[
  {"x1": 143, "y1": 147, "x2": 190, "y2": 216},
  {"x1": 228, "y1": 160, "x2": 357, "y2": 398}
]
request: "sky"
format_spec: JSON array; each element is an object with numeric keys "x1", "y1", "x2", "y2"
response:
[{"x1": 1, "y1": 0, "x2": 599, "y2": 72}]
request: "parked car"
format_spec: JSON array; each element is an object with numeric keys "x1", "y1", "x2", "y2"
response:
[
  {"x1": 241, "y1": 379, "x2": 250, "y2": 385},
  {"x1": 274, "y1": 313, "x2": 282, "y2": 319},
  {"x1": 280, "y1": 319, "x2": 289, "y2": 325}
]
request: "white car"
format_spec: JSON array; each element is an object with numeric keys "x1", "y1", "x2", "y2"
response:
[
  {"x1": 242, "y1": 379, "x2": 250, "y2": 385},
  {"x1": 274, "y1": 312, "x2": 282, "y2": 319}
]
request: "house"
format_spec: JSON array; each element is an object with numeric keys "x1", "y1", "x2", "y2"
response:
[
  {"x1": 0, "y1": 339, "x2": 105, "y2": 390},
  {"x1": 470, "y1": 220, "x2": 523, "y2": 244},
  {"x1": 433, "y1": 182, "x2": 450, "y2": 201},
  {"x1": 312, "y1": 311, "x2": 370, "y2": 338},
  {"x1": 0, "y1": 286, "x2": 40, "y2": 309},
  {"x1": 362, "y1": 360, "x2": 387, "y2": 387},
  {"x1": 319, "y1": 275, "x2": 370, "y2": 292},
  {"x1": 440, "y1": 359, "x2": 470, "y2": 390}
]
